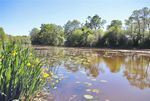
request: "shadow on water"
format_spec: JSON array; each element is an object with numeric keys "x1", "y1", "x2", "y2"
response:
[{"x1": 35, "y1": 47, "x2": 150, "y2": 101}]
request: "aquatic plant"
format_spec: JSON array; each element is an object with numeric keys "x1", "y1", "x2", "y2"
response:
[{"x1": 0, "y1": 42, "x2": 49, "y2": 101}]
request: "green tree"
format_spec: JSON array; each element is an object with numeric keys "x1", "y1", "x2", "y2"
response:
[
  {"x1": 66, "y1": 29, "x2": 82, "y2": 47},
  {"x1": 64, "y1": 20, "x2": 81, "y2": 36},
  {"x1": 104, "y1": 20, "x2": 123, "y2": 47},
  {"x1": 107, "y1": 20, "x2": 122, "y2": 29},
  {"x1": 125, "y1": 7, "x2": 150, "y2": 47},
  {"x1": 80, "y1": 26, "x2": 92, "y2": 46},
  {"x1": 85, "y1": 14, "x2": 106, "y2": 30},
  {"x1": 30, "y1": 28, "x2": 40, "y2": 45},
  {"x1": 140, "y1": 7, "x2": 149, "y2": 34},
  {"x1": 125, "y1": 17, "x2": 134, "y2": 35},
  {"x1": 30, "y1": 24, "x2": 64, "y2": 46}
]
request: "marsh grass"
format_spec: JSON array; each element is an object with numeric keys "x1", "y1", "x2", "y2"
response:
[{"x1": 0, "y1": 42, "x2": 48, "y2": 101}]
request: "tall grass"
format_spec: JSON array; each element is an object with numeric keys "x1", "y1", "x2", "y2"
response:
[{"x1": 0, "y1": 42, "x2": 49, "y2": 101}]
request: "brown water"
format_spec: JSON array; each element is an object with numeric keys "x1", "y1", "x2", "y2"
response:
[{"x1": 36, "y1": 47, "x2": 150, "y2": 101}]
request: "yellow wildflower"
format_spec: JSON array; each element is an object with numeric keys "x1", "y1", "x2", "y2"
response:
[
  {"x1": 27, "y1": 63, "x2": 31, "y2": 67},
  {"x1": 12, "y1": 50, "x2": 17, "y2": 56},
  {"x1": 42, "y1": 73, "x2": 50, "y2": 79}
]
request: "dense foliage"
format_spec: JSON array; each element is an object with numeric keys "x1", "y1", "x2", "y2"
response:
[
  {"x1": 30, "y1": 24, "x2": 64, "y2": 46},
  {"x1": 17, "y1": 7, "x2": 150, "y2": 48}
]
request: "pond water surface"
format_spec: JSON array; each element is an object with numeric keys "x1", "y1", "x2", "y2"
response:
[{"x1": 36, "y1": 47, "x2": 150, "y2": 101}]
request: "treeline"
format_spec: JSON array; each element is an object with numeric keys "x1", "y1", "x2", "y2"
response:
[
  {"x1": 0, "y1": 27, "x2": 30, "y2": 45},
  {"x1": 8, "y1": 35, "x2": 31, "y2": 45},
  {"x1": 5, "y1": 7, "x2": 150, "y2": 49}
]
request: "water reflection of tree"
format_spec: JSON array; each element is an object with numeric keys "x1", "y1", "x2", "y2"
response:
[
  {"x1": 35, "y1": 47, "x2": 150, "y2": 89},
  {"x1": 102, "y1": 55, "x2": 125, "y2": 73},
  {"x1": 64, "y1": 50, "x2": 104, "y2": 77},
  {"x1": 124, "y1": 55, "x2": 150, "y2": 89},
  {"x1": 80, "y1": 53, "x2": 101, "y2": 77}
]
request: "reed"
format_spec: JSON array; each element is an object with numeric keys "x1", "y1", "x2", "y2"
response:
[{"x1": 0, "y1": 42, "x2": 48, "y2": 101}]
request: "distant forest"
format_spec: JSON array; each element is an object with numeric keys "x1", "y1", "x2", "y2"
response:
[{"x1": 1, "y1": 7, "x2": 150, "y2": 49}]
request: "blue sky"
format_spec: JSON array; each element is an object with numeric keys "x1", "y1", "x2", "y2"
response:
[{"x1": 0, "y1": 0, "x2": 150, "y2": 36}]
